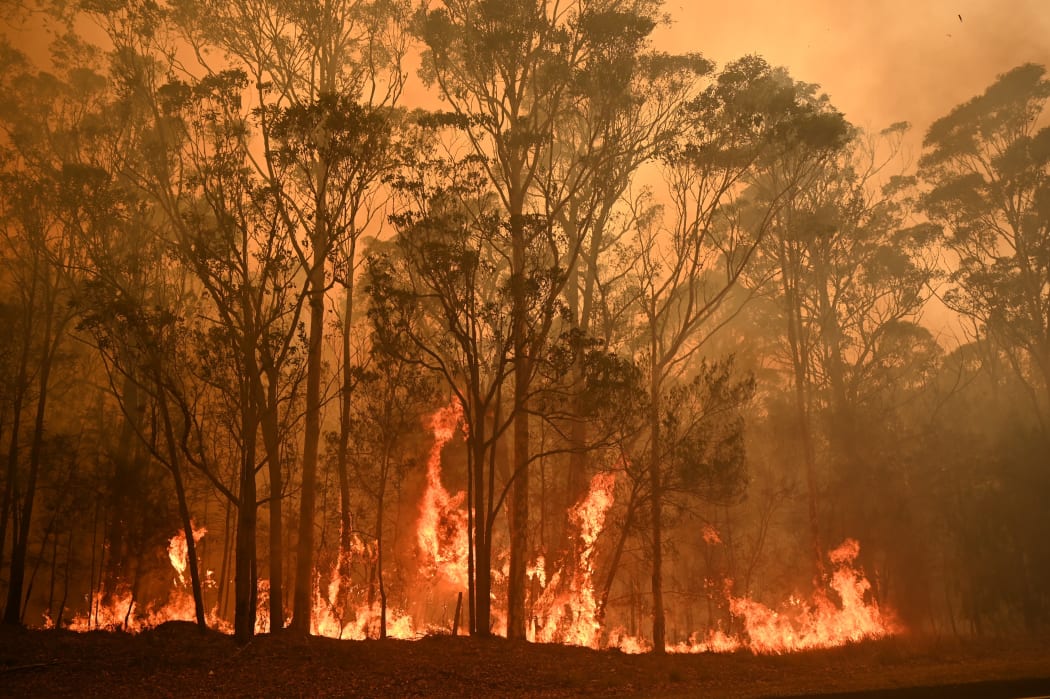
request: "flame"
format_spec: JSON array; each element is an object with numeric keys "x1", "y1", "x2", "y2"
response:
[
  {"x1": 717, "y1": 538, "x2": 898, "y2": 654},
  {"x1": 64, "y1": 527, "x2": 229, "y2": 633},
  {"x1": 608, "y1": 537, "x2": 899, "y2": 655},
  {"x1": 316, "y1": 601, "x2": 415, "y2": 640},
  {"x1": 254, "y1": 579, "x2": 270, "y2": 634},
  {"x1": 305, "y1": 535, "x2": 421, "y2": 640},
  {"x1": 51, "y1": 410, "x2": 899, "y2": 656},
  {"x1": 530, "y1": 471, "x2": 616, "y2": 649},
  {"x1": 701, "y1": 524, "x2": 722, "y2": 545},
  {"x1": 607, "y1": 627, "x2": 649, "y2": 654},
  {"x1": 168, "y1": 523, "x2": 207, "y2": 587},
  {"x1": 68, "y1": 572, "x2": 192, "y2": 631},
  {"x1": 416, "y1": 399, "x2": 469, "y2": 588}
]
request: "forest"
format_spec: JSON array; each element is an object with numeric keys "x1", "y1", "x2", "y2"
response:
[{"x1": 0, "y1": 0, "x2": 1048, "y2": 659}]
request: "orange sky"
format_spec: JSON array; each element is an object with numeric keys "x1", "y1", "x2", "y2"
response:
[
  {"x1": 6, "y1": 1, "x2": 1048, "y2": 137},
  {"x1": 656, "y1": 0, "x2": 1050, "y2": 137},
  {"x1": 652, "y1": 0, "x2": 1047, "y2": 343}
]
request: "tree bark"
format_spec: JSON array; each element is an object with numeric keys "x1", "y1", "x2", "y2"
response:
[
  {"x1": 234, "y1": 404, "x2": 259, "y2": 643},
  {"x1": 336, "y1": 271, "x2": 356, "y2": 623},
  {"x1": 3, "y1": 303, "x2": 57, "y2": 625}
]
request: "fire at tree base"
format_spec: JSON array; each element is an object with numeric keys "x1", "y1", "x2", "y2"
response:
[{"x1": 52, "y1": 450, "x2": 899, "y2": 654}]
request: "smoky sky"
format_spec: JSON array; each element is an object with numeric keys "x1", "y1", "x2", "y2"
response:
[
  {"x1": 657, "y1": 0, "x2": 1050, "y2": 135},
  {"x1": 7, "y1": 1, "x2": 1049, "y2": 139}
]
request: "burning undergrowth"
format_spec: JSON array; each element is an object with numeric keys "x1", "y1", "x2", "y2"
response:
[{"x1": 51, "y1": 402, "x2": 900, "y2": 653}]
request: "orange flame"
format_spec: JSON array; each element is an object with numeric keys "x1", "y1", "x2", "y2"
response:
[
  {"x1": 717, "y1": 538, "x2": 898, "y2": 654},
  {"x1": 530, "y1": 471, "x2": 616, "y2": 648},
  {"x1": 608, "y1": 537, "x2": 899, "y2": 654},
  {"x1": 168, "y1": 523, "x2": 207, "y2": 587},
  {"x1": 65, "y1": 525, "x2": 222, "y2": 633},
  {"x1": 53, "y1": 413, "x2": 899, "y2": 657},
  {"x1": 416, "y1": 399, "x2": 469, "y2": 588}
]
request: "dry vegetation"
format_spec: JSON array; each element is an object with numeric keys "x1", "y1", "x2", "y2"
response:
[{"x1": 1, "y1": 624, "x2": 1049, "y2": 698}]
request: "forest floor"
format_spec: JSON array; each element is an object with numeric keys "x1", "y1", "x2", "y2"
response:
[{"x1": 1, "y1": 622, "x2": 1049, "y2": 698}]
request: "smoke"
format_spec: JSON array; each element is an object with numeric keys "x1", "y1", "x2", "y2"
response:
[{"x1": 656, "y1": 0, "x2": 1050, "y2": 133}]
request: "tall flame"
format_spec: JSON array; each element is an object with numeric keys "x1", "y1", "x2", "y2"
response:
[
  {"x1": 531, "y1": 471, "x2": 616, "y2": 648},
  {"x1": 416, "y1": 399, "x2": 469, "y2": 588}
]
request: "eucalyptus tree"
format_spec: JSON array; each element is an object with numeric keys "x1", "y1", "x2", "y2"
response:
[
  {"x1": 920, "y1": 63, "x2": 1050, "y2": 438},
  {"x1": 344, "y1": 343, "x2": 437, "y2": 638},
  {"x1": 265, "y1": 95, "x2": 399, "y2": 629},
  {"x1": 547, "y1": 49, "x2": 712, "y2": 559},
  {"x1": 78, "y1": 0, "x2": 309, "y2": 636},
  {"x1": 171, "y1": 0, "x2": 410, "y2": 633},
  {"x1": 624, "y1": 56, "x2": 850, "y2": 651},
  {"x1": 917, "y1": 63, "x2": 1050, "y2": 634},
  {"x1": 416, "y1": 0, "x2": 696, "y2": 640},
  {"x1": 744, "y1": 121, "x2": 937, "y2": 571},
  {"x1": 369, "y1": 130, "x2": 517, "y2": 636},
  {"x1": 167, "y1": 65, "x2": 336, "y2": 640},
  {"x1": 0, "y1": 42, "x2": 102, "y2": 625},
  {"x1": 39, "y1": 1, "x2": 291, "y2": 638}
]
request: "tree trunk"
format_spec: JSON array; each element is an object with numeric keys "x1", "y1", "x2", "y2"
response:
[
  {"x1": 598, "y1": 482, "x2": 639, "y2": 625},
  {"x1": 376, "y1": 451, "x2": 388, "y2": 639},
  {"x1": 234, "y1": 413, "x2": 258, "y2": 643},
  {"x1": 778, "y1": 239, "x2": 824, "y2": 581},
  {"x1": 0, "y1": 374, "x2": 26, "y2": 618},
  {"x1": 648, "y1": 369, "x2": 666, "y2": 654},
  {"x1": 3, "y1": 315, "x2": 55, "y2": 625},
  {"x1": 469, "y1": 421, "x2": 491, "y2": 637},
  {"x1": 0, "y1": 280, "x2": 34, "y2": 614},
  {"x1": 260, "y1": 371, "x2": 284, "y2": 632},
  {"x1": 157, "y1": 384, "x2": 207, "y2": 630},
  {"x1": 336, "y1": 277, "x2": 355, "y2": 622},
  {"x1": 292, "y1": 233, "x2": 327, "y2": 634},
  {"x1": 103, "y1": 372, "x2": 146, "y2": 593},
  {"x1": 216, "y1": 497, "x2": 231, "y2": 621},
  {"x1": 507, "y1": 209, "x2": 529, "y2": 641}
]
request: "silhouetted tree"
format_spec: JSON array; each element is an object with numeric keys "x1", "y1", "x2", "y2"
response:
[
  {"x1": 920, "y1": 63, "x2": 1050, "y2": 438},
  {"x1": 625, "y1": 55, "x2": 849, "y2": 650},
  {"x1": 0, "y1": 45, "x2": 95, "y2": 625}
]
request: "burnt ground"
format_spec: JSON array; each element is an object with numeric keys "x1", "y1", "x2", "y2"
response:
[{"x1": 0, "y1": 623, "x2": 1048, "y2": 698}]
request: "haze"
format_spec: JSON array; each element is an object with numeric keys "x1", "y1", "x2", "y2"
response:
[
  {"x1": 1, "y1": 0, "x2": 1048, "y2": 674},
  {"x1": 657, "y1": 1, "x2": 1050, "y2": 134}
]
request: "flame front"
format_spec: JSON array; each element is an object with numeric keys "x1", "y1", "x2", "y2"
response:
[
  {"x1": 66, "y1": 525, "x2": 220, "y2": 633},
  {"x1": 719, "y1": 538, "x2": 897, "y2": 654},
  {"x1": 54, "y1": 410, "x2": 900, "y2": 654},
  {"x1": 610, "y1": 537, "x2": 899, "y2": 655}
]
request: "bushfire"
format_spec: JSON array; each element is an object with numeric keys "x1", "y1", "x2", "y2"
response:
[{"x1": 51, "y1": 403, "x2": 899, "y2": 653}]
